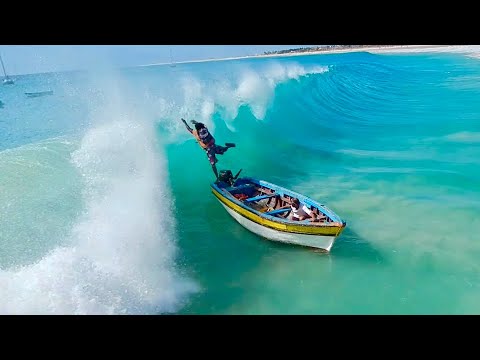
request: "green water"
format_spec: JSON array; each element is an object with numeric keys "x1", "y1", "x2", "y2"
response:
[{"x1": 1, "y1": 51, "x2": 480, "y2": 314}]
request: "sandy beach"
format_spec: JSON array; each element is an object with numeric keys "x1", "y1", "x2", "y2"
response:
[
  {"x1": 254, "y1": 45, "x2": 448, "y2": 58},
  {"x1": 140, "y1": 45, "x2": 478, "y2": 68}
]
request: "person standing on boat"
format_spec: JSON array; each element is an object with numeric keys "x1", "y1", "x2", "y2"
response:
[{"x1": 181, "y1": 118, "x2": 235, "y2": 180}]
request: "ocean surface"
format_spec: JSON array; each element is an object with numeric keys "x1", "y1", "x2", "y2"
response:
[{"x1": 1, "y1": 47, "x2": 480, "y2": 315}]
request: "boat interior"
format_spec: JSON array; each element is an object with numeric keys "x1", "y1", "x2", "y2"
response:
[{"x1": 223, "y1": 180, "x2": 332, "y2": 224}]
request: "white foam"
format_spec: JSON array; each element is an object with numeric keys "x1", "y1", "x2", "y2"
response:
[
  {"x1": 0, "y1": 73, "x2": 198, "y2": 315},
  {"x1": 166, "y1": 62, "x2": 329, "y2": 141}
]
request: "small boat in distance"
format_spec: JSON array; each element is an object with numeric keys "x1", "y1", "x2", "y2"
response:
[
  {"x1": 25, "y1": 90, "x2": 54, "y2": 98},
  {"x1": 1, "y1": 53, "x2": 15, "y2": 85},
  {"x1": 211, "y1": 169, "x2": 347, "y2": 252}
]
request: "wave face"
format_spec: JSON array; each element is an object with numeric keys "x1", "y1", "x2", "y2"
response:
[{"x1": 1, "y1": 49, "x2": 480, "y2": 314}]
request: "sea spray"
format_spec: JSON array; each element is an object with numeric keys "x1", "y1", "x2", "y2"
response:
[{"x1": 0, "y1": 69, "x2": 198, "y2": 314}]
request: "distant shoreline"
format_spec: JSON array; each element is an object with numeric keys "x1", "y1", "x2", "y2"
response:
[
  {"x1": 140, "y1": 45, "x2": 453, "y2": 67},
  {"x1": 9, "y1": 45, "x2": 470, "y2": 76}
]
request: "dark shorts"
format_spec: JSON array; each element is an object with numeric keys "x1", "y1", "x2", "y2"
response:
[{"x1": 205, "y1": 145, "x2": 227, "y2": 165}]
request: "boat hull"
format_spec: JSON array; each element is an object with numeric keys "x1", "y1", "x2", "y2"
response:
[
  {"x1": 211, "y1": 175, "x2": 346, "y2": 252},
  {"x1": 25, "y1": 90, "x2": 53, "y2": 97},
  {"x1": 218, "y1": 200, "x2": 337, "y2": 252}
]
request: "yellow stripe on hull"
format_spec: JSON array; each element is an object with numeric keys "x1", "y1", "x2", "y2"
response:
[{"x1": 211, "y1": 188, "x2": 345, "y2": 237}]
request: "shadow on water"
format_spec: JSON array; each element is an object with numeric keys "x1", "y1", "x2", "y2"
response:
[
  {"x1": 226, "y1": 219, "x2": 387, "y2": 266},
  {"x1": 330, "y1": 226, "x2": 387, "y2": 265}
]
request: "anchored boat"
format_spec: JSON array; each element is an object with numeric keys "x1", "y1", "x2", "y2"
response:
[
  {"x1": 25, "y1": 90, "x2": 54, "y2": 98},
  {"x1": 211, "y1": 169, "x2": 346, "y2": 252},
  {"x1": 1, "y1": 53, "x2": 14, "y2": 85}
]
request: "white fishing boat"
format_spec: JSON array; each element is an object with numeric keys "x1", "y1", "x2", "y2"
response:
[{"x1": 211, "y1": 169, "x2": 347, "y2": 252}]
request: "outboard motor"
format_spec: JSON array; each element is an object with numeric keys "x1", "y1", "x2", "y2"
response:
[{"x1": 218, "y1": 169, "x2": 235, "y2": 186}]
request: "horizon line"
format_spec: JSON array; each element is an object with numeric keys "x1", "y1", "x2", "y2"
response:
[{"x1": 3, "y1": 45, "x2": 455, "y2": 77}]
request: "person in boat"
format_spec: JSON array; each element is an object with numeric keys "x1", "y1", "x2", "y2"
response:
[
  {"x1": 289, "y1": 198, "x2": 318, "y2": 222},
  {"x1": 181, "y1": 118, "x2": 235, "y2": 179}
]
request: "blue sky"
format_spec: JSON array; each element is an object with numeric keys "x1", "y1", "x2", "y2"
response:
[{"x1": 0, "y1": 45, "x2": 320, "y2": 75}]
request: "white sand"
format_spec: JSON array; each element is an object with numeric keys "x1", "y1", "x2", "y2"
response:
[{"x1": 140, "y1": 45, "x2": 480, "y2": 68}]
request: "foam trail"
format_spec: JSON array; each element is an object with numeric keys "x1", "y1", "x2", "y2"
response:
[
  {"x1": 0, "y1": 74, "x2": 197, "y2": 315},
  {"x1": 444, "y1": 131, "x2": 480, "y2": 143}
]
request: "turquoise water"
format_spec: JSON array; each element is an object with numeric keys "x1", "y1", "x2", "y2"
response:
[{"x1": 1, "y1": 49, "x2": 480, "y2": 314}]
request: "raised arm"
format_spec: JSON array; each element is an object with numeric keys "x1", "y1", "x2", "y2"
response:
[{"x1": 181, "y1": 118, "x2": 193, "y2": 134}]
